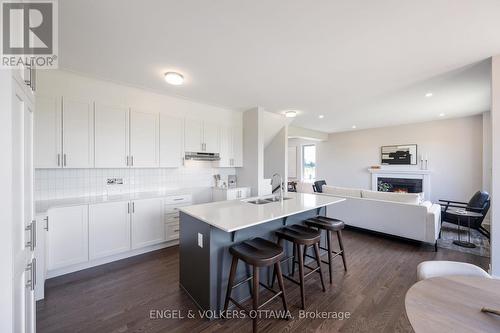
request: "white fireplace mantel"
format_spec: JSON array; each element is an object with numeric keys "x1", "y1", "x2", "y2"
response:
[{"x1": 368, "y1": 168, "x2": 432, "y2": 200}]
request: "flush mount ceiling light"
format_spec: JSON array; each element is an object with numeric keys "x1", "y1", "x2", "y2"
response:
[
  {"x1": 425, "y1": 92, "x2": 433, "y2": 98},
  {"x1": 318, "y1": 115, "x2": 325, "y2": 119},
  {"x1": 439, "y1": 113, "x2": 445, "y2": 117},
  {"x1": 284, "y1": 110, "x2": 297, "y2": 118},
  {"x1": 352, "y1": 125, "x2": 357, "y2": 129},
  {"x1": 164, "y1": 72, "x2": 184, "y2": 85}
]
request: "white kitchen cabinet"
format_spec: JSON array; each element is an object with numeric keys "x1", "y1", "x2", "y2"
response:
[
  {"x1": 130, "y1": 109, "x2": 159, "y2": 167},
  {"x1": 160, "y1": 114, "x2": 183, "y2": 167},
  {"x1": 34, "y1": 96, "x2": 61, "y2": 168},
  {"x1": 203, "y1": 122, "x2": 219, "y2": 153},
  {"x1": 62, "y1": 97, "x2": 94, "y2": 168},
  {"x1": 131, "y1": 198, "x2": 165, "y2": 249},
  {"x1": 184, "y1": 118, "x2": 203, "y2": 152},
  {"x1": 218, "y1": 125, "x2": 243, "y2": 167},
  {"x1": 184, "y1": 119, "x2": 219, "y2": 153},
  {"x1": 89, "y1": 201, "x2": 131, "y2": 260},
  {"x1": 35, "y1": 96, "x2": 94, "y2": 168},
  {"x1": 213, "y1": 187, "x2": 251, "y2": 201},
  {"x1": 47, "y1": 205, "x2": 89, "y2": 271},
  {"x1": 94, "y1": 103, "x2": 129, "y2": 168}
]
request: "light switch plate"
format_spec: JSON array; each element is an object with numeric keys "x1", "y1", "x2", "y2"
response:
[{"x1": 198, "y1": 233, "x2": 203, "y2": 248}]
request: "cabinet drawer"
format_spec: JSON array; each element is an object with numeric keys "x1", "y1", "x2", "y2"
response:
[
  {"x1": 166, "y1": 223, "x2": 180, "y2": 241},
  {"x1": 164, "y1": 194, "x2": 192, "y2": 205}
]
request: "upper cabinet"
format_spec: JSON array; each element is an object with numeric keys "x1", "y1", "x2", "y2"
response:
[
  {"x1": 62, "y1": 98, "x2": 94, "y2": 168},
  {"x1": 35, "y1": 96, "x2": 61, "y2": 168},
  {"x1": 129, "y1": 109, "x2": 159, "y2": 168},
  {"x1": 94, "y1": 104, "x2": 129, "y2": 168},
  {"x1": 184, "y1": 119, "x2": 219, "y2": 153},
  {"x1": 218, "y1": 125, "x2": 243, "y2": 167},
  {"x1": 34, "y1": 96, "x2": 94, "y2": 168},
  {"x1": 160, "y1": 114, "x2": 183, "y2": 168}
]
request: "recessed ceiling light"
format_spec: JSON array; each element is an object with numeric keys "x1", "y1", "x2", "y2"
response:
[
  {"x1": 318, "y1": 115, "x2": 325, "y2": 119},
  {"x1": 425, "y1": 92, "x2": 433, "y2": 98},
  {"x1": 284, "y1": 110, "x2": 297, "y2": 118},
  {"x1": 439, "y1": 113, "x2": 445, "y2": 117},
  {"x1": 352, "y1": 125, "x2": 357, "y2": 129},
  {"x1": 164, "y1": 72, "x2": 184, "y2": 85}
]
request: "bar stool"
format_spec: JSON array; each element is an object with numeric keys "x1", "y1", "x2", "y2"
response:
[
  {"x1": 273, "y1": 224, "x2": 326, "y2": 309},
  {"x1": 304, "y1": 216, "x2": 347, "y2": 284},
  {"x1": 223, "y1": 237, "x2": 288, "y2": 333}
]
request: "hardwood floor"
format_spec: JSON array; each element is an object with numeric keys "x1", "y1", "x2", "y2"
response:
[{"x1": 37, "y1": 229, "x2": 489, "y2": 333}]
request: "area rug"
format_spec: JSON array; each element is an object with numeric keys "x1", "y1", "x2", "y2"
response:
[{"x1": 437, "y1": 222, "x2": 490, "y2": 257}]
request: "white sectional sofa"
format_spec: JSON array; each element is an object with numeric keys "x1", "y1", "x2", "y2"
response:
[{"x1": 319, "y1": 185, "x2": 441, "y2": 247}]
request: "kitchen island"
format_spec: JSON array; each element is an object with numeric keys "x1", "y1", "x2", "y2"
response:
[{"x1": 178, "y1": 192, "x2": 345, "y2": 311}]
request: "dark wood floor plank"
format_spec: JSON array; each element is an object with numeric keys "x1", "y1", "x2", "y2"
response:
[{"x1": 37, "y1": 229, "x2": 489, "y2": 333}]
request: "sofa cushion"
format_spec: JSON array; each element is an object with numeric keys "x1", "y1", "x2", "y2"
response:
[
  {"x1": 322, "y1": 185, "x2": 362, "y2": 198},
  {"x1": 361, "y1": 190, "x2": 421, "y2": 205}
]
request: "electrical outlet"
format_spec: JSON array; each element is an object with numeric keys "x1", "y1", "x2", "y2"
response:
[
  {"x1": 198, "y1": 233, "x2": 203, "y2": 248},
  {"x1": 106, "y1": 178, "x2": 124, "y2": 185}
]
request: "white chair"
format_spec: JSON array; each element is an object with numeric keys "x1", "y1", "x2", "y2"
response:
[{"x1": 417, "y1": 261, "x2": 491, "y2": 281}]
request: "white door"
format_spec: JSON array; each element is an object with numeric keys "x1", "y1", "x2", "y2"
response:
[
  {"x1": 34, "y1": 95, "x2": 62, "y2": 168},
  {"x1": 95, "y1": 104, "x2": 129, "y2": 168},
  {"x1": 218, "y1": 126, "x2": 231, "y2": 167},
  {"x1": 159, "y1": 114, "x2": 183, "y2": 167},
  {"x1": 203, "y1": 122, "x2": 219, "y2": 153},
  {"x1": 47, "y1": 205, "x2": 89, "y2": 271},
  {"x1": 232, "y1": 126, "x2": 243, "y2": 167},
  {"x1": 62, "y1": 97, "x2": 94, "y2": 168},
  {"x1": 89, "y1": 201, "x2": 131, "y2": 260},
  {"x1": 184, "y1": 118, "x2": 203, "y2": 152},
  {"x1": 130, "y1": 109, "x2": 159, "y2": 167},
  {"x1": 12, "y1": 81, "x2": 36, "y2": 333},
  {"x1": 131, "y1": 198, "x2": 165, "y2": 249}
]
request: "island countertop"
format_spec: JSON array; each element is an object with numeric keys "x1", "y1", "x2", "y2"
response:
[{"x1": 179, "y1": 192, "x2": 345, "y2": 232}]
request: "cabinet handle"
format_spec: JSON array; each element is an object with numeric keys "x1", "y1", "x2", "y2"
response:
[
  {"x1": 31, "y1": 66, "x2": 36, "y2": 92},
  {"x1": 131, "y1": 156, "x2": 134, "y2": 166},
  {"x1": 63, "y1": 154, "x2": 67, "y2": 167},
  {"x1": 132, "y1": 202, "x2": 135, "y2": 213},
  {"x1": 173, "y1": 198, "x2": 183, "y2": 201},
  {"x1": 126, "y1": 156, "x2": 129, "y2": 166},
  {"x1": 127, "y1": 202, "x2": 130, "y2": 214},
  {"x1": 32, "y1": 220, "x2": 36, "y2": 250},
  {"x1": 25, "y1": 223, "x2": 33, "y2": 250},
  {"x1": 32, "y1": 258, "x2": 37, "y2": 289},
  {"x1": 44, "y1": 216, "x2": 49, "y2": 231},
  {"x1": 25, "y1": 260, "x2": 35, "y2": 290}
]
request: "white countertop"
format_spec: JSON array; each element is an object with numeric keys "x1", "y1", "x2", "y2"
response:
[
  {"x1": 35, "y1": 189, "x2": 193, "y2": 215},
  {"x1": 179, "y1": 192, "x2": 345, "y2": 232}
]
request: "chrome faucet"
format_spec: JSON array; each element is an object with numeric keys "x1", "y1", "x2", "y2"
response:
[{"x1": 272, "y1": 173, "x2": 284, "y2": 201}]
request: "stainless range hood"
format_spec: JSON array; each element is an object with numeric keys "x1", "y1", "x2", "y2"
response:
[{"x1": 184, "y1": 152, "x2": 220, "y2": 161}]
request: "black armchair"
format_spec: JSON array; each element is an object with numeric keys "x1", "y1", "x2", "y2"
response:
[
  {"x1": 439, "y1": 191, "x2": 490, "y2": 239},
  {"x1": 313, "y1": 180, "x2": 327, "y2": 193}
]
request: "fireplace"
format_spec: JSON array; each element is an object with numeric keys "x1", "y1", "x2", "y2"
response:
[{"x1": 377, "y1": 177, "x2": 423, "y2": 194}]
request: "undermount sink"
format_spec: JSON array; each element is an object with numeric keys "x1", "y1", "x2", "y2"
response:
[{"x1": 246, "y1": 196, "x2": 293, "y2": 204}]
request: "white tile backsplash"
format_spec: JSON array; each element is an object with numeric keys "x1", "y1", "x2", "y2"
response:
[{"x1": 35, "y1": 167, "x2": 236, "y2": 200}]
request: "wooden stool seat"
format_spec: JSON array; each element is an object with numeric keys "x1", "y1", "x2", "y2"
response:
[
  {"x1": 305, "y1": 217, "x2": 345, "y2": 231},
  {"x1": 275, "y1": 224, "x2": 321, "y2": 245},
  {"x1": 304, "y1": 216, "x2": 347, "y2": 284},
  {"x1": 224, "y1": 238, "x2": 288, "y2": 333},
  {"x1": 229, "y1": 237, "x2": 284, "y2": 267}
]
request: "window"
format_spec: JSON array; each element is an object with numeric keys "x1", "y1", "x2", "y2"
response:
[{"x1": 302, "y1": 144, "x2": 316, "y2": 182}]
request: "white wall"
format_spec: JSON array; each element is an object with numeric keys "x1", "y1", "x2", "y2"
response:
[
  {"x1": 491, "y1": 55, "x2": 500, "y2": 276},
  {"x1": 316, "y1": 115, "x2": 484, "y2": 203},
  {"x1": 236, "y1": 107, "x2": 264, "y2": 196},
  {"x1": 264, "y1": 126, "x2": 288, "y2": 180}
]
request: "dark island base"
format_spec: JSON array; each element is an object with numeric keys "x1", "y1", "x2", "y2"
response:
[{"x1": 179, "y1": 207, "x2": 326, "y2": 312}]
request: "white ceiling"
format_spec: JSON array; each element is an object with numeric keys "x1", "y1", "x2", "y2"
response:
[{"x1": 58, "y1": 0, "x2": 500, "y2": 133}]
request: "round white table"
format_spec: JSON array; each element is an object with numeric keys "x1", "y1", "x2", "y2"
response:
[{"x1": 405, "y1": 276, "x2": 500, "y2": 333}]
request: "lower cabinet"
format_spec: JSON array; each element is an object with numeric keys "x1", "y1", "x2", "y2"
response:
[
  {"x1": 131, "y1": 198, "x2": 165, "y2": 249},
  {"x1": 213, "y1": 187, "x2": 251, "y2": 201},
  {"x1": 89, "y1": 201, "x2": 131, "y2": 260},
  {"x1": 47, "y1": 205, "x2": 89, "y2": 271}
]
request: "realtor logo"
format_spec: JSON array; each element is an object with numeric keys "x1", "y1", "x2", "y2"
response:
[{"x1": 1, "y1": 0, "x2": 58, "y2": 68}]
